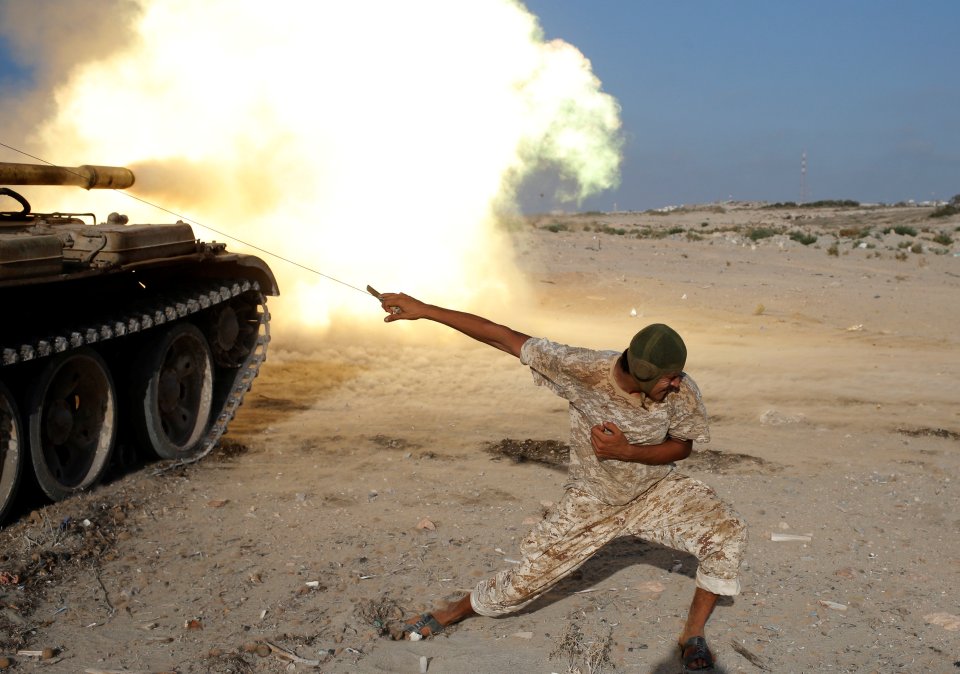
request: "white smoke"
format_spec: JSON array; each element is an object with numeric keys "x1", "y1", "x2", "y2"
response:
[{"x1": 1, "y1": 0, "x2": 622, "y2": 334}]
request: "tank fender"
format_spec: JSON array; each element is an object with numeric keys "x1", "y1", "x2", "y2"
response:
[{"x1": 222, "y1": 254, "x2": 280, "y2": 295}]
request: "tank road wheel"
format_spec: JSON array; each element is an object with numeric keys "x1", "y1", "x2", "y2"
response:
[
  {"x1": 208, "y1": 296, "x2": 260, "y2": 367},
  {"x1": 135, "y1": 322, "x2": 214, "y2": 460},
  {"x1": 0, "y1": 382, "x2": 24, "y2": 522},
  {"x1": 28, "y1": 349, "x2": 117, "y2": 501}
]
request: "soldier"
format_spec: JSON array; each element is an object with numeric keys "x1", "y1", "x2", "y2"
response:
[{"x1": 378, "y1": 292, "x2": 746, "y2": 672}]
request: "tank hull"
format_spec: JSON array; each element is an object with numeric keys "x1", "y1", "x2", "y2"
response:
[{"x1": 0, "y1": 165, "x2": 278, "y2": 522}]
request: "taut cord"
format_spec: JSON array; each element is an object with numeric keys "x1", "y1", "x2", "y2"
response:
[{"x1": 0, "y1": 141, "x2": 373, "y2": 298}]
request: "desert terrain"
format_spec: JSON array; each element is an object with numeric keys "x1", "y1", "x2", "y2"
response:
[{"x1": 1, "y1": 202, "x2": 958, "y2": 673}]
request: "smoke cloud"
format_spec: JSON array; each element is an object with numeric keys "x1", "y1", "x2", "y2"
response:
[{"x1": 1, "y1": 0, "x2": 622, "y2": 338}]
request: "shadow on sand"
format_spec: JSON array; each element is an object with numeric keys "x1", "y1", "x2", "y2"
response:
[{"x1": 509, "y1": 536, "x2": 735, "y2": 673}]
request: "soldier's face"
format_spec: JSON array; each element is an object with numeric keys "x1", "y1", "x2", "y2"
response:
[{"x1": 646, "y1": 372, "x2": 683, "y2": 401}]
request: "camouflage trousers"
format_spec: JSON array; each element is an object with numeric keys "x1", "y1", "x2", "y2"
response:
[{"x1": 471, "y1": 472, "x2": 747, "y2": 617}]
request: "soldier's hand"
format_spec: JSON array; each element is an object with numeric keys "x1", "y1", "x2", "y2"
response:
[
  {"x1": 590, "y1": 422, "x2": 631, "y2": 460},
  {"x1": 378, "y1": 292, "x2": 428, "y2": 322}
]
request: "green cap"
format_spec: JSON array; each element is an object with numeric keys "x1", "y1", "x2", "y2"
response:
[{"x1": 626, "y1": 324, "x2": 686, "y2": 394}]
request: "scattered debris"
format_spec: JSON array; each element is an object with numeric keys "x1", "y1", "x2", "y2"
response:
[
  {"x1": 897, "y1": 427, "x2": 960, "y2": 441},
  {"x1": 211, "y1": 439, "x2": 251, "y2": 459},
  {"x1": 550, "y1": 619, "x2": 613, "y2": 674},
  {"x1": 730, "y1": 639, "x2": 772, "y2": 671},
  {"x1": 818, "y1": 600, "x2": 848, "y2": 611},
  {"x1": 924, "y1": 612, "x2": 960, "y2": 631},
  {"x1": 683, "y1": 448, "x2": 781, "y2": 474},
  {"x1": 371, "y1": 434, "x2": 421, "y2": 451},
  {"x1": 16, "y1": 648, "x2": 55, "y2": 660},
  {"x1": 759, "y1": 409, "x2": 807, "y2": 426},
  {"x1": 0, "y1": 497, "x2": 137, "y2": 651},
  {"x1": 770, "y1": 533, "x2": 812, "y2": 542},
  {"x1": 242, "y1": 640, "x2": 271, "y2": 657},
  {"x1": 266, "y1": 639, "x2": 326, "y2": 667},
  {"x1": 356, "y1": 596, "x2": 404, "y2": 637},
  {"x1": 83, "y1": 669, "x2": 177, "y2": 674},
  {"x1": 484, "y1": 438, "x2": 568, "y2": 470}
]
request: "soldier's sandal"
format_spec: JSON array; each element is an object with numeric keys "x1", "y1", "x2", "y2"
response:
[
  {"x1": 403, "y1": 613, "x2": 444, "y2": 640},
  {"x1": 679, "y1": 635, "x2": 715, "y2": 671}
]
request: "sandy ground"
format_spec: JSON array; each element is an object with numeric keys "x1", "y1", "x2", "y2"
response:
[{"x1": 1, "y1": 203, "x2": 959, "y2": 673}]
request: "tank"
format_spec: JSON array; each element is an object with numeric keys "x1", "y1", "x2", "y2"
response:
[{"x1": 0, "y1": 161, "x2": 278, "y2": 522}]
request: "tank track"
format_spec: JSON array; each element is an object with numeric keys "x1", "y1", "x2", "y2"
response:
[{"x1": 0, "y1": 278, "x2": 270, "y2": 464}]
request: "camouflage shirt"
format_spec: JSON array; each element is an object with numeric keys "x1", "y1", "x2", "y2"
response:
[{"x1": 520, "y1": 337, "x2": 710, "y2": 505}]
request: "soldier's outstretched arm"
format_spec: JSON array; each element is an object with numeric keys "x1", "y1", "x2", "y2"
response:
[{"x1": 378, "y1": 292, "x2": 530, "y2": 358}]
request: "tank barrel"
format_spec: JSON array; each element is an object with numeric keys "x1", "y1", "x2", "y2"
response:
[{"x1": 0, "y1": 162, "x2": 135, "y2": 189}]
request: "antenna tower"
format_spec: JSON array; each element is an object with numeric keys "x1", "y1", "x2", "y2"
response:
[{"x1": 800, "y1": 150, "x2": 809, "y2": 203}]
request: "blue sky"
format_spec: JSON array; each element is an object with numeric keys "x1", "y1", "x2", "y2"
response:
[
  {"x1": 523, "y1": 0, "x2": 960, "y2": 210},
  {"x1": 2, "y1": 1, "x2": 958, "y2": 212}
]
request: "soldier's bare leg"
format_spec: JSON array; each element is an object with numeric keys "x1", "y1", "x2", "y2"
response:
[{"x1": 678, "y1": 586, "x2": 718, "y2": 669}]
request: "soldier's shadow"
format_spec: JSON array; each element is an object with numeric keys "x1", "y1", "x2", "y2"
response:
[
  {"x1": 515, "y1": 536, "x2": 734, "y2": 674},
  {"x1": 519, "y1": 536, "x2": 734, "y2": 610}
]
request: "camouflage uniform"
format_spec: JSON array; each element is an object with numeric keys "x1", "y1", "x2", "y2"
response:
[{"x1": 471, "y1": 338, "x2": 746, "y2": 616}]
